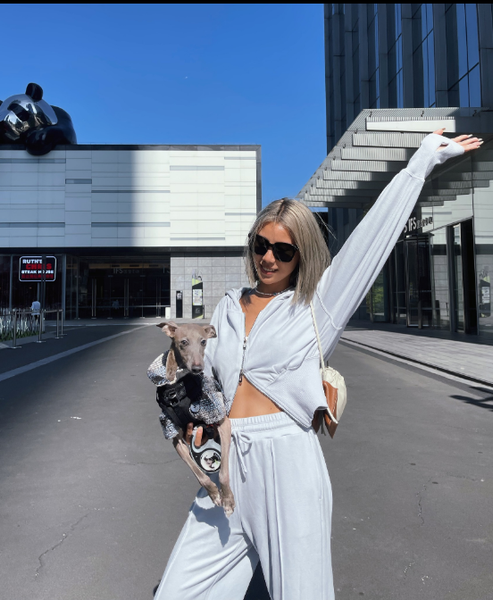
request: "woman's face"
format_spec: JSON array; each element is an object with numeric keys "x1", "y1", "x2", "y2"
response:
[{"x1": 253, "y1": 222, "x2": 299, "y2": 292}]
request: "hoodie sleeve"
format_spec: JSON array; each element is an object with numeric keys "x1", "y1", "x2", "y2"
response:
[
  {"x1": 204, "y1": 295, "x2": 227, "y2": 378},
  {"x1": 314, "y1": 133, "x2": 464, "y2": 333}
]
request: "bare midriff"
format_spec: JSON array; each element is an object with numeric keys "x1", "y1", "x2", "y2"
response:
[{"x1": 228, "y1": 292, "x2": 283, "y2": 419}]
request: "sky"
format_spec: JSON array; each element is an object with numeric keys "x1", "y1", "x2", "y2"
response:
[{"x1": 0, "y1": 4, "x2": 327, "y2": 207}]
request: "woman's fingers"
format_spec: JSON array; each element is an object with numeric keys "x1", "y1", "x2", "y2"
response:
[
  {"x1": 185, "y1": 422, "x2": 194, "y2": 445},
  {"x1": 460, "y1": 136, "x2": 483, "y2": 152},
  {"x1": 434, "y1": 128, "x2": 484, "y2": 153},
  {"x1": 452, "y1": 134, "x2": 473, "y2": 142},
  {"x1": 194, "y1": 426, "x2": 203, "y2": 447},
  {"x1": 185, "y1": 424, "x2": 209, "y2": 447}
]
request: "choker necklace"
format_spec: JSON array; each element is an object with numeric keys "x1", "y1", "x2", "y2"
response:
[{"x1": 253, "y1": 285, "x2": 293, "y2": 297}]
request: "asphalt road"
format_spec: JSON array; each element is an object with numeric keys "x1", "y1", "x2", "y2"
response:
[{"x1": 0, "y1": 325, "x2": 492, "y2": 600}]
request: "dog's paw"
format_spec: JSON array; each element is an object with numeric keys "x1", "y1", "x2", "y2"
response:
[
  {"x1": 206, "y1": 484, "x2": 222, "y2": 508},
  {"x1": 221, "y1": 491, "x2": 235, "y2": 518}
]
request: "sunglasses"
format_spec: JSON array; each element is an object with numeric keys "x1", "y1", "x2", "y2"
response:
[{"x1": 253, "y1": 234, "x2": 299, "y2": 263}]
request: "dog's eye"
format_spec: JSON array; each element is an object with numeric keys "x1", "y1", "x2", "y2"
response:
[
  {"x1": 180, "y1": 340, "x2": 189, "y2": 347},
  {"x1": 201, "y1": 339, "x2": 207, "y2": 347}
]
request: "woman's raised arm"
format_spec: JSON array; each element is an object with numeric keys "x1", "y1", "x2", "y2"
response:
[{"x1": 314, "y1": 131, "x2": 482, "y2": 332}]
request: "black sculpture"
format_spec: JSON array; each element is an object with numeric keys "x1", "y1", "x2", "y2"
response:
[{"x1": 0, "y1": 83, "x2": 76, "y2": 156}]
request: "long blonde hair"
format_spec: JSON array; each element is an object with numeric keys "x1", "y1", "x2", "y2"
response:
[{"x1": 245, "y1": 198, "x2": 331, "y2": 305}]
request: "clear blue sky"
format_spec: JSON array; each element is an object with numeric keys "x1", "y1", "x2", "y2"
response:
[{"x1": 1, "y1": 4, "x2": 326, "y2": 207}]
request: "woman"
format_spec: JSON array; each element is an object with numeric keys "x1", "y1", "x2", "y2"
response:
[{"x1": 153, "y1": 131, "x2": 481, "y2": 600}]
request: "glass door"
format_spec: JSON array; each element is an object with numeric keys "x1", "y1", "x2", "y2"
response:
[
  {"x1": 405, "y1": 235, "x2": 433, "y2": 327},
  {"x1": 452, "y1": 224, "x2": 465, "y2": 332}
]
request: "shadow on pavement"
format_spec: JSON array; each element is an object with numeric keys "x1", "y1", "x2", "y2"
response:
[{"x1": 450, "y1": 393, "x2": 493, "y2": 411}]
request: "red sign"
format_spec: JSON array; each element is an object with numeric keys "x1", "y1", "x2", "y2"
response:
[{"x1": 19, "y1": 256, "x2": 57, "y2": 282}]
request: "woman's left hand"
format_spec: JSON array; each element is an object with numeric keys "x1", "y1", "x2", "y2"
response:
[{"x1": 434, "y1": 128, "x2": 483, "y2": 153}]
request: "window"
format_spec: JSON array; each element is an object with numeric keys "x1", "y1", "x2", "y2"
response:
[{"x1": 448, "y1": 4, "x2": 481, "y2": 107}]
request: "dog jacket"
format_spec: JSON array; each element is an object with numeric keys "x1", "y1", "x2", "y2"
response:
[{"x1": 147, "y1": 352, "x2": 231, "y2": 439}]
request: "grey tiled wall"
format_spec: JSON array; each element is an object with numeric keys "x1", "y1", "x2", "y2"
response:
[{"x1": 170, "y1": 254, "x2": 250, "y2": 320}]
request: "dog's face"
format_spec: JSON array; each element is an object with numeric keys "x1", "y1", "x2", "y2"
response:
[{"x1": 157, "y1": 322, "x2": 217, "y2": 374}]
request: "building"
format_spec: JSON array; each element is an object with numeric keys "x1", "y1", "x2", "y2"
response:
[
  {"x1": 0, "y1": 144, "x2": 261, "y2": 320},
  {"x1": 299, "y1": 4, "x2": 493, "y2": 338}
]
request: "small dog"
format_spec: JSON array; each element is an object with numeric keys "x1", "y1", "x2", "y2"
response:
[{"x1": 148, "y1": 321, "x2": 235, "y2": 517}]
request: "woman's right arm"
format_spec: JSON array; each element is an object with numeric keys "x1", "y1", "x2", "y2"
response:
[{"x1": 204, "y1": 296, "x2": 226, "y2": 377}]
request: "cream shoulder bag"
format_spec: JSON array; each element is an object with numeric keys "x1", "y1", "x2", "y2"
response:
[{"x1": 310, "y1": 302, "x2": 348, "y2": 438}]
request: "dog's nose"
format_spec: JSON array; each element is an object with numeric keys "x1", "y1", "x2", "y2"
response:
[{"x1": 191, "y1": 365, "x2": 203, "y2": 374}]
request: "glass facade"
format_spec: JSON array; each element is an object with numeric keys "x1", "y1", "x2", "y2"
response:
[
  {"x1": 377, "y1": 140, "x2": 493, "y2": 337},
  {"x1": 324, "y1": 3, "x2": 488, "y2": 151},
  {"x1": 320, "y1": 3, "x2": 493, "y2": 338},
  {"x1": 447, "y1": 3, "x2": 481, "y2": 107},
  {"x1": 388, "y1": 4, "x2": 404, "y2": 108},
  {"x1": 0, "y1": 253, "x2": 170, "y2": 321}
]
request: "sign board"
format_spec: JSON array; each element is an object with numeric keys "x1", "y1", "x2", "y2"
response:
[
  {"x1": 19, "y1": 256, "x2": 57, "y2": 282},
  {"x1": 192, "y1": 272, "x2": 204, "y2": 319}
]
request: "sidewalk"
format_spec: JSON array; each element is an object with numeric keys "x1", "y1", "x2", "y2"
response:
[{"x1": 342, "y1": 320, "x2": 493, "y2": 388}]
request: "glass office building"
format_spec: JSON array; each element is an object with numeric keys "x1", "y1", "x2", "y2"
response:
[{"x1": 300, "y1": 4, "x2": 493, "y2": 338}]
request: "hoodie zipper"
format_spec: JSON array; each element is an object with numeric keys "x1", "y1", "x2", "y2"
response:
[
  {"x1": 237, "y1": 311, "x2": 261, "y2": 385},
  {"x1": 238, "y1": 335, "x2": 248, "y2": 384},
  {"x1": 235, "y1": 291, "x2": 287, "y2": 388}
]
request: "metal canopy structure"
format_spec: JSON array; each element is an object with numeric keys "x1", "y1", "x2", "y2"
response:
[{"x1": 298, "y1": 108, "x2": 493, "y2": 209}]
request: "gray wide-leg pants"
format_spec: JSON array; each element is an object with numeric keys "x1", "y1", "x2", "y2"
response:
[{"x1": 154, "y1": 412, "x2": 334, "y2": 600}]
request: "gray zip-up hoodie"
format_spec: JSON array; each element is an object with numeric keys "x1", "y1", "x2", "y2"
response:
[{"x1": 205, "y1": 133, "x2": 465, "y2": 428}]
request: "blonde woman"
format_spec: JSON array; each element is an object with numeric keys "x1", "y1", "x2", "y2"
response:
[{"x1": 153, "y1": 131, "x2": 481, "y2": 600}]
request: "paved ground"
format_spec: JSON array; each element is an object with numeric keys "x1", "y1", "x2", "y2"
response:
[
  {"x1": 0, "y1": 318, "x2": 492, "y2": 600},
  {"x1": 342, "y1": 322, "x2": 493, "y2": 387}
]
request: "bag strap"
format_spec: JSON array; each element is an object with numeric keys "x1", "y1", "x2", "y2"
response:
[{"x1": 310, "y1": 301, "x2": 326, "y2": 371}]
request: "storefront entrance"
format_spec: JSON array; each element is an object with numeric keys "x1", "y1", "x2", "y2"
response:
[
  {"x1": 75, "y1": 258, "x2": 170, "y2": 320},
  {"x1": 388, "y1": 219, "x2": 477, "y2": 333}
]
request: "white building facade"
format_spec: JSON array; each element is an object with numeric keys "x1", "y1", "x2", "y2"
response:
[{"x1": 0, "y1": 144, "x2": 261, "y2": 320}]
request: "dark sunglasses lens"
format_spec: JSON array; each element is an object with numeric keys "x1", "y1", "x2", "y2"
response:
[
  {"x1": 253, "y1": 237, "x2": 269, "y2": 256},
  {"x1": 275, "y1": 244, "x2": 296, "y2": 262}
]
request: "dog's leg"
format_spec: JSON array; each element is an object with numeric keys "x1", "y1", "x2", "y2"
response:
[
  {"x1": 216, "y1": 417, "x2": 235, "y2": 517},
  {"x1": 172, "y1": 435, "x2": 222, "y2": 508}
]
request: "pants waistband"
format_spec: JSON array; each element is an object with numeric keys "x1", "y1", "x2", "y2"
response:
[{"x1": 230, "y1": 411, "x2": 305, "y2": 434}]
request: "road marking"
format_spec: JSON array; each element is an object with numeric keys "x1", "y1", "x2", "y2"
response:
[{"x1": 0, "y1": 325, "x2": 150, "y2": 383}]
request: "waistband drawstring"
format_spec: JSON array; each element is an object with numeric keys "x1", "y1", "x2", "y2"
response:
[{"x1": 232, "y1": 430, "x2": 253, "y2": 478}]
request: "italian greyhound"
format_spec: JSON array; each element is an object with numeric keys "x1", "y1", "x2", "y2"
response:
[{"x1": 157, "y1": 321, "x2": 235, "y2": 517}]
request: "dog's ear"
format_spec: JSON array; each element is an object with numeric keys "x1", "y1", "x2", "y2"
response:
[
  {"x1": 203, "y1": 325, "x2": 217, "y2": 339},
  {"x1": 157, "y1": 321, "x2": 178, "y2": 338}
]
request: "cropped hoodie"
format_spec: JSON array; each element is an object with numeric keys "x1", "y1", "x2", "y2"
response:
[{"x1": 204, "y1": 134, "x2": 465, "y2": 429}]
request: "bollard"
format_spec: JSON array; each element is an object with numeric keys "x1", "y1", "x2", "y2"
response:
[
  {"x1": 10, "y1": 310, "x2": 20, "y2": 349},
  {"x1": 37, "y1": 309, "x2": 44, "y2": 343},
  {"x1": 60, "y1": 309, "x2": 64, "y2": 337},
  {"x1": 55, "y1": 310, "x2": 60, "y2": 339}
]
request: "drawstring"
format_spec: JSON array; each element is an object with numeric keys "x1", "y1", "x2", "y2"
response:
[{"x1": 232, "y1": 430, "x2": 253, "y2": 478}]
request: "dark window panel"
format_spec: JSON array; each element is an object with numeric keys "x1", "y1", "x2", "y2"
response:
[
  {"x1": 456, "y1": 4, "x2": 468, "y2": 79},
  {"x1": 427, "y1": 33, "x2": 436, "y2": 107},
  {"x1": 449, "y1": 82, "x2": 460, "y2": 106},
  {"x1": 445, "y1": 4, "x2": 459, "y2": 89},
  {"x1": 395, "y1": 4, "x2": 402, "y2": 38},
  {"x1": 469, "y1": 64, "x2": 481, "y2": 106},
  {"x1": 459, "y1": 74, "x2": 470, "y2": 106},
  {"x1": 465, "y1": 3, "x2": 479, "y2": 70}
]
